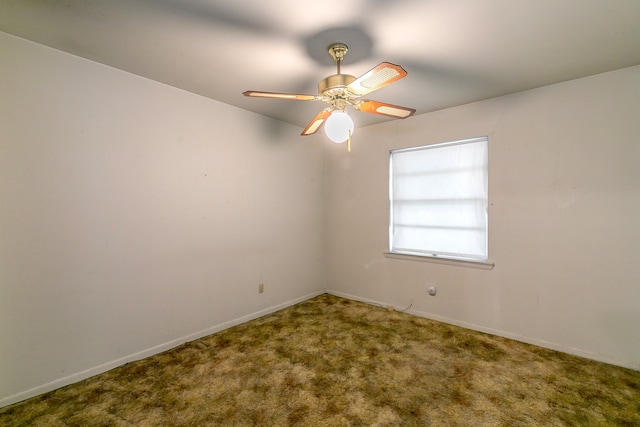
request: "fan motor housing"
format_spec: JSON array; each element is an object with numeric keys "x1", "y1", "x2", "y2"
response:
[{"x1": 318, "y1": 74, "x2": 357, "y2": 95}]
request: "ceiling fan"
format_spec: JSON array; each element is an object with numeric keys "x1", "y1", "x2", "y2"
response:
[{"x1": 243, "y1": 43, "x2": 415, "y2": 145}]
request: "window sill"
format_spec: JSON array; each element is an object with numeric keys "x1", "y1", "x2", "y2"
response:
[{"x1": 383, "y1": 251, "x2": 495, "y2": 270}]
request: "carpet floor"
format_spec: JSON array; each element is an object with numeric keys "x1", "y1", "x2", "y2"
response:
[{"x1": 1, "y1": 294, "x2": 638, "y2": 426}]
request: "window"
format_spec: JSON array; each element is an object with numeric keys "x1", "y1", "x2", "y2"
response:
[{"x1": 389, "y1": 136, "x2": 488, "y2": 263}]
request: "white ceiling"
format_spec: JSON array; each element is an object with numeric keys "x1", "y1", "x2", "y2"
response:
[{"x1": 2, "y1": 0, "x2": 640, "y2": 131}]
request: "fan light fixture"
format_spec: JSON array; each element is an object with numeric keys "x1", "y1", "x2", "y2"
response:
[
  {"x1": 243, "y1": 42, "x2": 415, "y2": 151},
  {"x1": 324, "y1": 110, "x2": 354, "y2": 143}
]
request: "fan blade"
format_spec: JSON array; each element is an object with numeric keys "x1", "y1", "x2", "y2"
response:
[
  {"x1": 301, "y1": 110, "x2": 331, "y2": 136},
  {"x1": 353, "y1": 100, "x2": 416, "y2": 119},
  {"x1": 243, "y1": 90, "x2": 318, "y2": 101},
  {"x1": 347, "y1": 62, "x2": 408, "y2": 96}
]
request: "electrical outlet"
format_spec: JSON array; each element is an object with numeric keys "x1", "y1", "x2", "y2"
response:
[{"x1": 258, "y1": 283, "x2": 264, "y2": 293}]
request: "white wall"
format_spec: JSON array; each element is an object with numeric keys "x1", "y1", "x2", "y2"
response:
[
  {"x1": 325, "y1": 65, "x2": 640, "y2": 370},
  {"x1": 0, "y1": 32, "x2": 325, "y2": 406}
]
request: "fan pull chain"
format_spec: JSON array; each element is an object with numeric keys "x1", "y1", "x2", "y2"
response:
[{"x1": 347, "y1": 131, "x2": 352, "y2": 152}]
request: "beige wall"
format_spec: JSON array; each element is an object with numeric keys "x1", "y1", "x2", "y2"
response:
[
  {"x1": 0, "y1": 32, "x2": 325, "y2": 406},
  {"x1": 325, "y1": 65, "x2": 640, "y2": 370}
]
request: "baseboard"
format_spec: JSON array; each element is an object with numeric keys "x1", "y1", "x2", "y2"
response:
[
  {"x1": 0, "y1": 290, "x2": 324, "y2": 409},
  {"x1": 326, "y1": 289, "x2": 639, "y2": 371}
]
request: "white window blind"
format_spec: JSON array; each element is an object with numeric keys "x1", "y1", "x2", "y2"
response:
[{"x1": 389, "y1": 137, "x2": 488, "y2": 261}]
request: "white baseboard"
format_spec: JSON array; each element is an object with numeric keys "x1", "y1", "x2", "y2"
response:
[
  {"x1": 0, "y1": 290, "x2": 324, "y2": 409},
  {"x1": 326, "y1": 289, "x2": 639, "y2": 371}
]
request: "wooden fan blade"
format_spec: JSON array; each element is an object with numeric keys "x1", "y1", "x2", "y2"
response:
[
  {"x1": 243, "y1": 91, "x2": 318, "y2": 101},
  {"x1": 354, "y1": 100, "x2": 416, "y2": 119},
  {"x1": 347, "y1": 62, "x2": 408, "y2": 96},
  {"x1": 301, "y1": 110, "x2": 331, "y2": 136}
]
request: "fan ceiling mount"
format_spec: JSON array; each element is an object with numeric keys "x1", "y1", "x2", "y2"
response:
[{"x1": 243, "y1": 42, "x2": 415, "y2": 142}]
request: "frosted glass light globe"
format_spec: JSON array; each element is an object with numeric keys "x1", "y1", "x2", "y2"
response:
[{"x1": 324, "y1": 110, "x2": 354, "y2": 143}]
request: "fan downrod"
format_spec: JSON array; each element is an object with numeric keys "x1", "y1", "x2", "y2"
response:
[{"x1": 328, "y1": 43, "x2": 348, "y2": 74}]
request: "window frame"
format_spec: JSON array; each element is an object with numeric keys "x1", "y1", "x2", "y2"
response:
[{"x1": 388, "y1": 136, "x2": 493, "y2": 268}]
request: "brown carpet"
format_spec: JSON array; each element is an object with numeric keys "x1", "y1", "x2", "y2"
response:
[{"x1": 1, "y1": 294, "x2": 638, "y2": 426}]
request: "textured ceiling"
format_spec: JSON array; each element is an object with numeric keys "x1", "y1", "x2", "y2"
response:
[{"x1": 2, "y1": 0, "x2": 640, "y2": 132}]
